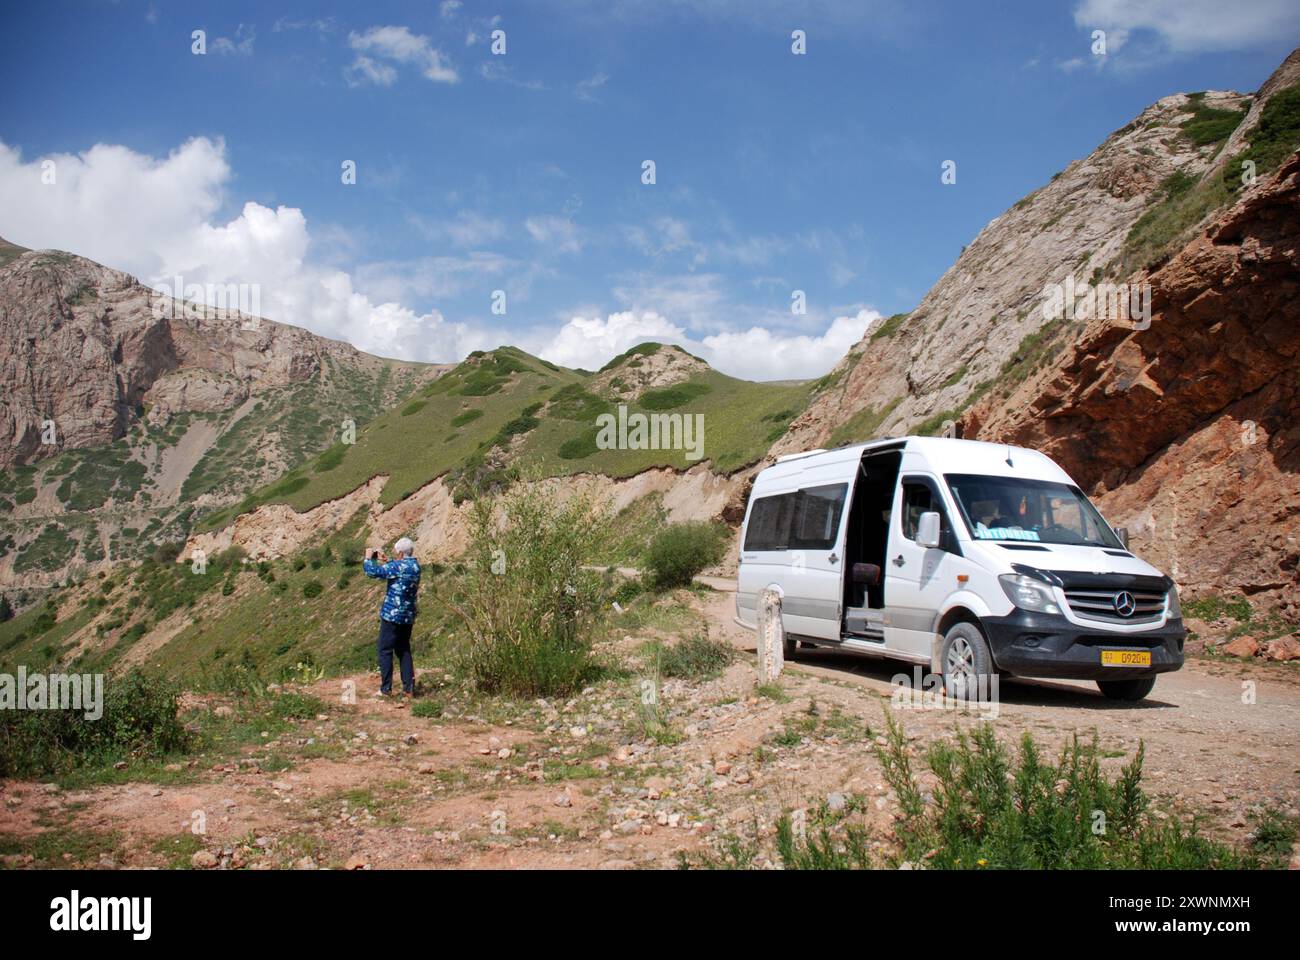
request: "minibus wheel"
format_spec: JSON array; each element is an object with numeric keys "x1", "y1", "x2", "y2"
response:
[
  {"x1": 940, "y1": 622, "x2": 994, "y2": 701},
  {"x1": 1096, "y1": 677, "x2": 1156, "y2": 701}
]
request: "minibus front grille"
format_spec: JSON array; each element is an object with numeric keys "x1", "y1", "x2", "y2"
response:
[{"x1": 1062, "y1": 589, "x2": 1166, "y2": 624}]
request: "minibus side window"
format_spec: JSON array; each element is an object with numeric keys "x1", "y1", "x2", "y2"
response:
[
  {"x1": 900, "y1": 478, "x2": 961, "y2": 555},
  {"x1": 901, "y1": 483, "x2": 933, "y2": 541},
  {"x1": 743, "y1": 493, "x2": 795, "y2": 551},
  {"x1": 789, "y1": 483, "x2": 848, "y2": 550}
]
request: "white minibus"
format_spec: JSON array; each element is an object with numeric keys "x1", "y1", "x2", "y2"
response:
[{"x1": 735, "y1": 437, "x2": 1185, "y2": 701}]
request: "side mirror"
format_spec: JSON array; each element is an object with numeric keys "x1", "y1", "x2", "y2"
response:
[
  {"x1": 1115, "y1": 527, "x2": 1130, "y2": 550},
  {"x1": 852, "y1": 562, "x2": 881, "y2": 586},
  {"x1": 916, "y1": 511, "x2": 941, "y2": 550}
]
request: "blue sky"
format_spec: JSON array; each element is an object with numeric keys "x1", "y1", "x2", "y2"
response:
[{"x1": 1, "y1": 1, "x2": 1296, "y2": 378}]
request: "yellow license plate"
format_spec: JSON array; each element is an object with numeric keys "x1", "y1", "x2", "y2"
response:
[{"x1": 1101, "y1": 649, "x2": 1151, "y2": 667}]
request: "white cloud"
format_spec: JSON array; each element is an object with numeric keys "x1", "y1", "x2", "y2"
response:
[
  {"x1": 344, "y1": 55, "x2": 398, "y2": 87},
  {"x1": 346, "y1": 25, "x2": 458, "y2": 86},
  {"x1": 536, "y1": 311, "x2": 687, "y2": 370},
  {"x1": 0, "y1": 136, "x2": 879, "y2": 380},
  {"x1": 1073, "y1": 0, "x2": 1300, "y2": 55},
  {"x1": 412, "y1": 210, "x2": 507, "y2": 248},
  {"x1": 700, "y1": 309, "x2": 878, "y2": 380},
  {"x1": 478, "y1": 60, "x2": 545, "y2": 90},
  {"x1": 0, "y1": 137, "x2": 480, "y2": 363},
  {"x1": 534, "y1": 307, "x2": 878, "y2": 380},
  {"x1": 212, "y1": 24, "x2": 256, "y2": 56},
  {"x1": 576, "y1": 72, "x2": 609, "y2": 102},
  {"x1": 440, "y1": 1, "x2": 463, "y2": 18},
  {"x1": 272, "y1": 17, "x2": 339, "y2": 36},
  {"x1": 524, "y1": 215, "x2": 584, "y2": 254}
]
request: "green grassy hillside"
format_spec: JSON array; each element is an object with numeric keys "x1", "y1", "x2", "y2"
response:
[{"x1": 231, "y1": 343, "x2": 818, "y2": 519}]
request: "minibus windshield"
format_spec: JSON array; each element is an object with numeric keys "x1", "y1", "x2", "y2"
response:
[{"x1": 945, "y1": 474, "x2": 1123, "y2": 548}]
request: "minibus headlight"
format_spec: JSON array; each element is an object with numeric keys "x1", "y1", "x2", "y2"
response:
[
  {"x1": 1167, "y1": 586, "x2": 1182, "y2": 619},
  {"x1": 998, "y1": 574, "x2": 1061, "y2": 615}
]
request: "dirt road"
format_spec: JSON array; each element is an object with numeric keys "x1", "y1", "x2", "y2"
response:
[{"x1": 703, "y1": 586, "x2": 1300, "y2": 828}]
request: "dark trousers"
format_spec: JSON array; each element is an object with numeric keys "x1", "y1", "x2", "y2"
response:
[{"x1": 377, "y1": 619, "x2": 414, "y2": 694}]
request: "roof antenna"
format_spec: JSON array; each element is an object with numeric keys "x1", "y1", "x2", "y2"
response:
[{"x1": 1005, "y1": 446, "x2": 1014, "y2": 468}]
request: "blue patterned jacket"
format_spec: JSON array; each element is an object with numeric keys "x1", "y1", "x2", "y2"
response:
[{"x1": 363, "y1": 555, "x2": 422, "y2": 624}]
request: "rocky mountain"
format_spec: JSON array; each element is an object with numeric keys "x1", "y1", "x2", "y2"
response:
[
  {"x1": 777, "y1": 50, "x2": 1300, "y2": 459},
  {"x1": 770, "y1": 47, "x2": 1300, "y2": 613},
  {"x1": 0, "y1": 247, "x2": 428, "y2": 466},
  {"x1": 0, "y1": 246, "x2": 441, "y2": 589},
  {"x1": 964, "y1": 149, "x2": 1300, "y2": 613}
]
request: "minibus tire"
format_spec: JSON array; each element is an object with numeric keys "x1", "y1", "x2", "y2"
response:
[
  {"x1": 940, "y1": 622, "x2": 994, "y2": 701},
  {"x1": 1096, "y1": 677, "x2": 1156, "y2": 701}
]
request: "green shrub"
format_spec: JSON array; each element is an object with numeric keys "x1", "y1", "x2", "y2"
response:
[
  {"x1": 456, "y1": 368, "x2": 506, "y2": 396},
  {"x1": 873, "y1": 712, "x2": 1284, "y2": 869},
  {"x1": 268, "y1": 692, "x2": 325, "y2": 720},
  {"x1": 401, "y1": 400, "x2": 428, "y2": 416},
  {"x1": 0, "y1": 671, "x2": 190, "y2": 778},
  {"x1": 547, "y1": 384, "x2": 611, "y2": 421},
  {"x1": 1223, "y1": 83, "x2": 1300, "y2": 193},
  {"x1": 1180, "y1": 101, "x2": 1247, "y2": 146},
  {"x1": 412, "y1": 700, "x2": 443, "y2": 719},
  {"x1": 639, "y1": 382, "x2": 711, "y2": 411},
  {"x1": 302, "y1": 579, "x2": 324, "y2": 599},
  {"x1": 443, "y1": 480, "x2": 610, "y2": 697},
  {"x1": 654, "y1": 630, "x2": 734, "y2": 680},
  {"x1": 313, "y1": 444, "x2": 347, "y2": 472},
  {"x1": 450, "y1": 408, "x2": 483, "y2": 427},
  {"x1": 494, "y1": 414, "x2": 540, "y2": 443},
  {"x1": 870, "y1": 312, "x2": 908, "y2": 341},
  {"x1": 1183, "y1": 594, "x2": 1251, "y2": 622},
  {"x1": 557, "y1": 432, "x2": 600, "y2": 460},
  {"x1": 643, "y1": 521, "x2": 727, "y2": 588}
]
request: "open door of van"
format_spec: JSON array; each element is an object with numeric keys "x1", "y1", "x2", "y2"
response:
[{"x1": 884, "y1": 474, "x2": 962, "y2": 659}]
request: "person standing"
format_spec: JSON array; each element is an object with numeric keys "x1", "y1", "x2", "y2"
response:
[{"x1": 363, "y1": 537, "x2": 421, "y2": 697}]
